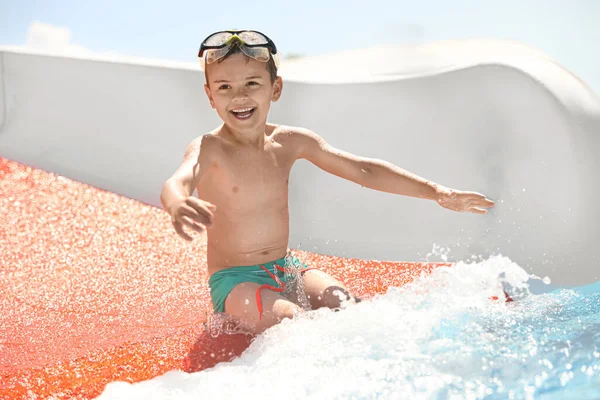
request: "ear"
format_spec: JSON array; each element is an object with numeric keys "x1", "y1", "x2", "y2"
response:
[
  {"x1": 271, "y1": 76, "x2": 283, "y2": 102},
  {"x1": 204, "y1": 84, "x2": 216, "y2": 109}
]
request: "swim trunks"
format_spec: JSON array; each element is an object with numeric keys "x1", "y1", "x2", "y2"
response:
[{"x1": 208, "y1": 254, "x2": 316, "y2": 319}]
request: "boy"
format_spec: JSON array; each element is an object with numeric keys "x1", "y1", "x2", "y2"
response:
[{"x1": 160, "y1": 30, "x2": 495, "y2": 334}]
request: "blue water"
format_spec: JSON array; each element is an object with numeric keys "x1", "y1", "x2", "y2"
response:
[
  {"x1": 97, "y1": 256, "x2": 600, "y2": 400},
  {"x1": 428, "y1": 282, "x2": 600, "y2": 399}
]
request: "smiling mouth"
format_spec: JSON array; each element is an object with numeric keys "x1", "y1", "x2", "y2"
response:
[{"x1": 230, "y1": 107, "x2": 256, "y2": 120}]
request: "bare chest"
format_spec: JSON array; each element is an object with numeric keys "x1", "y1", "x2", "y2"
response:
[{"x1": 200, "y1": 147, "x2": 293, "y2": 213}]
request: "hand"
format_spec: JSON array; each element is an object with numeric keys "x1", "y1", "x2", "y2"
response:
[
  {"x1": 169, "y1": 197, "x2": 216, "y2": 241},
  {"x1": 435, "y1": 186, "x2": 495, "y2": 214}
]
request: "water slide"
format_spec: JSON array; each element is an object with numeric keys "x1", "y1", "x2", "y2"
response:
[{"x1": 1, "y1": 40, "x2": 599, "y2": 398}]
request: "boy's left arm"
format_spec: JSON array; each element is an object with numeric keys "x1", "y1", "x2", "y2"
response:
[{"x1": 295, "y1": 129, "x2": 494, "y2": 214}]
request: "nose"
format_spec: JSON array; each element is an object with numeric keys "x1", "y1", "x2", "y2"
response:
[{"x1": 232, "y1": 86, "x2": 249, "y2": 102}]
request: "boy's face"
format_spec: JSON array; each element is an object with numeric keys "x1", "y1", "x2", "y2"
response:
[{"x1": 204, "y1": 53, "x2": 282, "y2": 134}]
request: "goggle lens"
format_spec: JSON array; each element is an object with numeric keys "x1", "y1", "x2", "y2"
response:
[
  {"x1": 204, "y1": 31, "x2": 269, "y2": 47},
  {"x1": 199, "y1": 30, "x2": 278, "y2": 70}
]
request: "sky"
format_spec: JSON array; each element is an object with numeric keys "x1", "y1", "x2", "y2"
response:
[{"x1": 0, "y1": 0, "x2": 599, "y2": 91}]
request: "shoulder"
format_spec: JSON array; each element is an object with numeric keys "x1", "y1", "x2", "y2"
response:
[
  {"x1": 271, "y1": 124, "x2": 326, "y2": 157},
  {"x1": 182, "y1": 131, "x2": 223, "y2": 163},
  {"x1": 272, "y1": 124, "x2": 320, "y2": 139}
]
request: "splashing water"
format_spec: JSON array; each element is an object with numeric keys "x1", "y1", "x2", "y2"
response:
[{"x1": 96, "y1": 256, "x2": 600, "y2": 400}]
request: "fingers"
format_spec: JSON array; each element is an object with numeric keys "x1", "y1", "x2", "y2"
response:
[
  {"x1": 467, "y1": 195, "x2": 493, "y2": 213},
  {"x1": 182, "y1": 207, "x2": 213, "y2": 227},
  {"x1": 184, "y1": 198, "x2": 216, "y2": 226},
  {"x1": 170, "y1": 197, "x2": 216, "y2": 241},
  {"x1": 463, "y1": 192, "x2": 495, "y2": 209},
  {"x1": 172, "y1": 216, "x2": 206, "y2": 241},
  {"x1": 188, "y1": 197, "x2": 216, "y2": 211},
  {"x1": 467, "y1": 192, "x2": 494, "y2": 203},
  {"x1": 470, "y1": 198, "x2": 494, "y2": 210},
  {"x1": 172, "y1": 220, "x2": 193, "y2": 241},
  {"x1": 470, "y1": 207, "x2": 488, "y2": 214},
  {"x1": 479, "y1": 197, "x2": 495, "y2": 207},
  {"x1": 181, "y1": 216, "x2": 206, "y2": 234}
]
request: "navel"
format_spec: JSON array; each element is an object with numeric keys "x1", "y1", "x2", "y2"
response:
[{"x1": 232, "y1": 186, "x2": 239, "y2": 193}]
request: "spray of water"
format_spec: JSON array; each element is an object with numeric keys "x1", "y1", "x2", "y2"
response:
[{"x1": 97, "y1": 256, "x2": 600, "y2": 400}]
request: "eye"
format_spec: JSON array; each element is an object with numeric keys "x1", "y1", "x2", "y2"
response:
[
  {"x1": 247, "y1": 81, "x2": 259, "y2": 86},
  {"x1": 219, "y1": 84, "x2": 231, "y2": 90}
]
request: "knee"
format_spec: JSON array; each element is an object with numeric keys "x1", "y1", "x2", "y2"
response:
[
  {"x1": 273, "y1": 300, "x2": 302, "y2": 320},
  {"x1": 255, "y1": 302, "x2": 301, "y2": 333},
  {"x1": 320, "y1": 286, "x2": 355, "y2": 309}
]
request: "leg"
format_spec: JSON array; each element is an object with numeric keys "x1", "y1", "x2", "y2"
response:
[
  {"x1": 225, "y1": 281, "x2": 302, "y2": 334},
  {"x1": 288, "y1": 269, "x2": 360, "y2": 311}
]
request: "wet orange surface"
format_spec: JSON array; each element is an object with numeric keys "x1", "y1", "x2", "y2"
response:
[{"x1": 0, "y1": 157, "x2": 446, "y2": 399}]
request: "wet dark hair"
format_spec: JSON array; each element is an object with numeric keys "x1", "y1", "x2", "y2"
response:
[{"x1": 204, "y1": 43, "x2": 278, "y2": 85}]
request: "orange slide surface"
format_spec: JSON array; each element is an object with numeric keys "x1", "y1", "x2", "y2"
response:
[{"x1": 0, "y1": 158, "x2": 445, "y2": 399}]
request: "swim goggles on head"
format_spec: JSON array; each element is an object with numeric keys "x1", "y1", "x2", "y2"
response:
[{"x1": 198, "y1": 30, "x2": 280, "y2": 69}]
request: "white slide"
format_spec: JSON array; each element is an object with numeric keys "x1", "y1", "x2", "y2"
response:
[{"x1": 0, "y1": 39, "x2": 598, "y2": 285}]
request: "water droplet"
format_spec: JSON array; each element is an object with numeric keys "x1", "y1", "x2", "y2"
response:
[{"x1": 543, "y1": 276, "x2": 551, "y2": 285}]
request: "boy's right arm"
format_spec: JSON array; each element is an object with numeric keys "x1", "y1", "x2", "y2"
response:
[{"x1": 160, "y1": 136, "x2": 216, "y2": 241}]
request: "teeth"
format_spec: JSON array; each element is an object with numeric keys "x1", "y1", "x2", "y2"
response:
[{"x1": 232, "y1": 107, "x2": 254, "y2": 113}]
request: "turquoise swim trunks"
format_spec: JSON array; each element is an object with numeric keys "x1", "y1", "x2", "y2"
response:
[{"x1": 208, "y1": 254, "x2": 315, "y2": 318}]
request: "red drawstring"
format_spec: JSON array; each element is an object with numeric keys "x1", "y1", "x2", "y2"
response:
[
  {"x1": 255, "y1": 263, "x2": 317, "y2": 320},
  {"x1": 255, "y1": 264, "x2": 286, "y2": 320},
  {"x1": 490, "y1": 290, "x2": 514, "y2": 302}
]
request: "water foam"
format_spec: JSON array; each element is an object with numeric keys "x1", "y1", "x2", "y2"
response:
[{"x1": 96, "y1": 256, "x2": 600, "y2": 400}]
